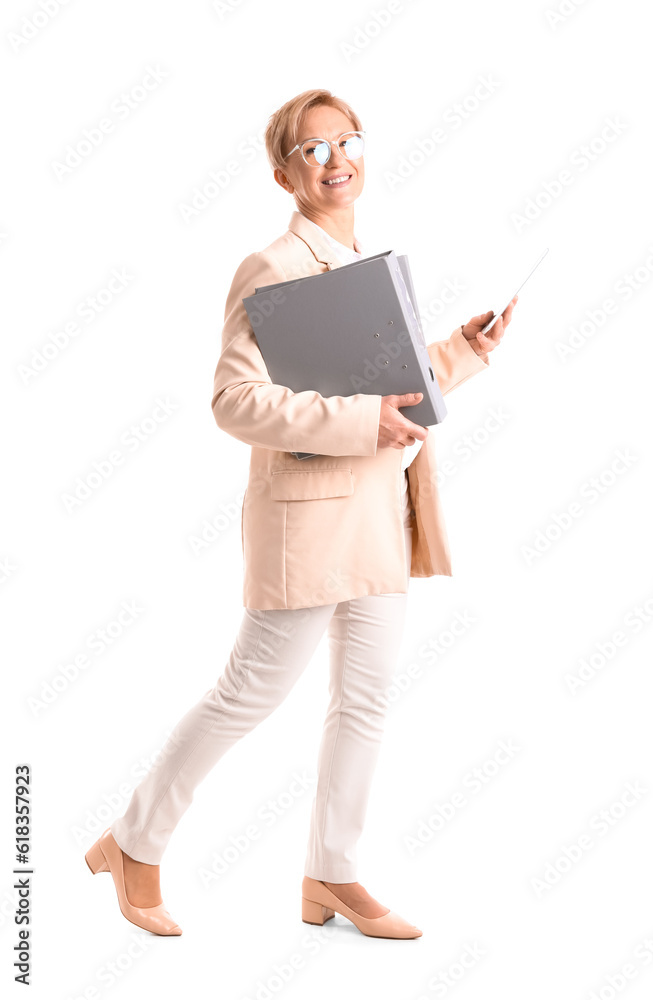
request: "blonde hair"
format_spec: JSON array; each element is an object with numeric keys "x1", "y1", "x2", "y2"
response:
[{"x1": 264, "y1": 88, "x2": 363, "y2": 174}]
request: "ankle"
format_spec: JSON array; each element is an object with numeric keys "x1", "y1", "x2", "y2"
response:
[{"x1": 121, "y1": 852, "x2": 163, "y2": 907}]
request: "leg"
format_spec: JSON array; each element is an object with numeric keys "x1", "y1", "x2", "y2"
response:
[
  {"x1": 304, "y1": 519, "x2": 414, "y2": 895},
  {"x1": 111, "y1": 602, "x2": 336, "y2": 872}
]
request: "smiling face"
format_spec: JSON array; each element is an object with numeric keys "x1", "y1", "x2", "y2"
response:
[{"x1": 273, "y1": 104, "x2": 365, "y2": 220}]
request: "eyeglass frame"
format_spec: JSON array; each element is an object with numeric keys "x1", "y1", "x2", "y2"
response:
[{"x1": 283, "y1": 130, "x2": 366, "y2": 167}]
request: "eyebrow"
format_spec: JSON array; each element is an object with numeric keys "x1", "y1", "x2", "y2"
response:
[{"x1": 296, "y1": 132, "x2": 351, "y2": 145}]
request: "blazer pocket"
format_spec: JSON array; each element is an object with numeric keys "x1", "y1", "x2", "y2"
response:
[{"x1": 270, "y1": 468, "x2": 354, "y2": 501}]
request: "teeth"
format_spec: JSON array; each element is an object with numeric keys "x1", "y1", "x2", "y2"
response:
[{"x1": 323, "y1": 175, "x2": 350, "y2": 185}]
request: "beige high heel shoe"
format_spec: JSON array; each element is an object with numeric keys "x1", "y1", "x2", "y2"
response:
[
  {"x1": 85, "y1": 829, "x2": 182, "y2": 936},
  {"x1": 301, "y1": 876, "x2": 422, "y2": 939}
]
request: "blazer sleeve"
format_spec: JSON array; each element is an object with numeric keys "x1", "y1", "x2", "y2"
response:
[
  {"x1": 427, "y1": 326, "x2": 489, "y2": 396},
  {"x1": 211, "y1": 250, "x2": 383, "y2": 456}
]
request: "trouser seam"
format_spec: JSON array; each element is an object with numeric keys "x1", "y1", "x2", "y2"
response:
[{"x1": 317, "y1": 603, "x2": 352, "y2": 876}]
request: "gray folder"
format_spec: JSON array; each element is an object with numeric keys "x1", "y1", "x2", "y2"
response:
[{"x1": 242, "y1": 250, "x2": 447, "y2": 460}]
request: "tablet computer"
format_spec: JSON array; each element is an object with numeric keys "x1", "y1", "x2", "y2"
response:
[{"x1": 480, "y1": 248, "x2": 549, "y2": 334}]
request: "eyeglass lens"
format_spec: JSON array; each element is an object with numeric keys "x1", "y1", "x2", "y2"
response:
[{"x1": 302, "y1": 132, "x2": 364, "y2": 166}]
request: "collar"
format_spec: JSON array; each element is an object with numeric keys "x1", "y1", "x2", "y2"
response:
[{"x1": 287, "y1": 210, "x2": 361, "y2": 270}]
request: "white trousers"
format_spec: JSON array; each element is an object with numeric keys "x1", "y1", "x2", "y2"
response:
[{"x1": 111, "y1": 477, "x2": 414, "y2": 882}]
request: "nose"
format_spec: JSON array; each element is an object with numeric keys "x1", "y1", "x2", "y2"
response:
[{"x1": 326, "y1": 142, "x2": 348, "y2": 167}]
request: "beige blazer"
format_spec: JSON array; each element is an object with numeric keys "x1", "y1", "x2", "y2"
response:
[{"x1": 211, "y1": 210, "x2": 489, "y2": 610}]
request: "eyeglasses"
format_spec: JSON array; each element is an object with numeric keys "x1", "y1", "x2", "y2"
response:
[{"x1": 283, "y1": 130, "x2": 366, "y2": 167}]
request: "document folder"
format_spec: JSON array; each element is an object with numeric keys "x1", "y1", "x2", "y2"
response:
[{"x1": 242, "y1": 250, "x2": 447, "y2": 460}]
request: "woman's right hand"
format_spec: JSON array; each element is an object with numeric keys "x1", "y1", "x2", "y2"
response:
[{"x1": 376, "y1": 392, "x2": 429, "y2": 450}]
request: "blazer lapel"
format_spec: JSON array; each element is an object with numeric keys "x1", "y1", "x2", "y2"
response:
[{"x1": 287, "y1": 210, "x2": 341, "y2": 270}]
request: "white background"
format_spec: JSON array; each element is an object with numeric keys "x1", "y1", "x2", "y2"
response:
[{"x1": 2, "y1": 0, "x2": 652, "y2": 998}]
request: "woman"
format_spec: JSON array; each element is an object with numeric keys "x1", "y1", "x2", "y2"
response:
[{"x1": 84, "y1": 88, "x2": 516, "y2": 940}]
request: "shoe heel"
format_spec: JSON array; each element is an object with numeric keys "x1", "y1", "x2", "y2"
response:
[
  {"x1": 85, "y1": 840, "x2": 109, "y2": 874},
  {"x1": 302, "y1": 897, "x2": 335, "y2": 925}
]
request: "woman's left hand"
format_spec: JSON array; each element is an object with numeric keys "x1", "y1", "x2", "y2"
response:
[{"x1": 461, "y1": 295, "x2": 518, "y2": 357}]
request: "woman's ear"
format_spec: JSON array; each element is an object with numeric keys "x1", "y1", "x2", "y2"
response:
[{"x1": 273, "y1": 167, "x2": 293, "y2": 194}]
